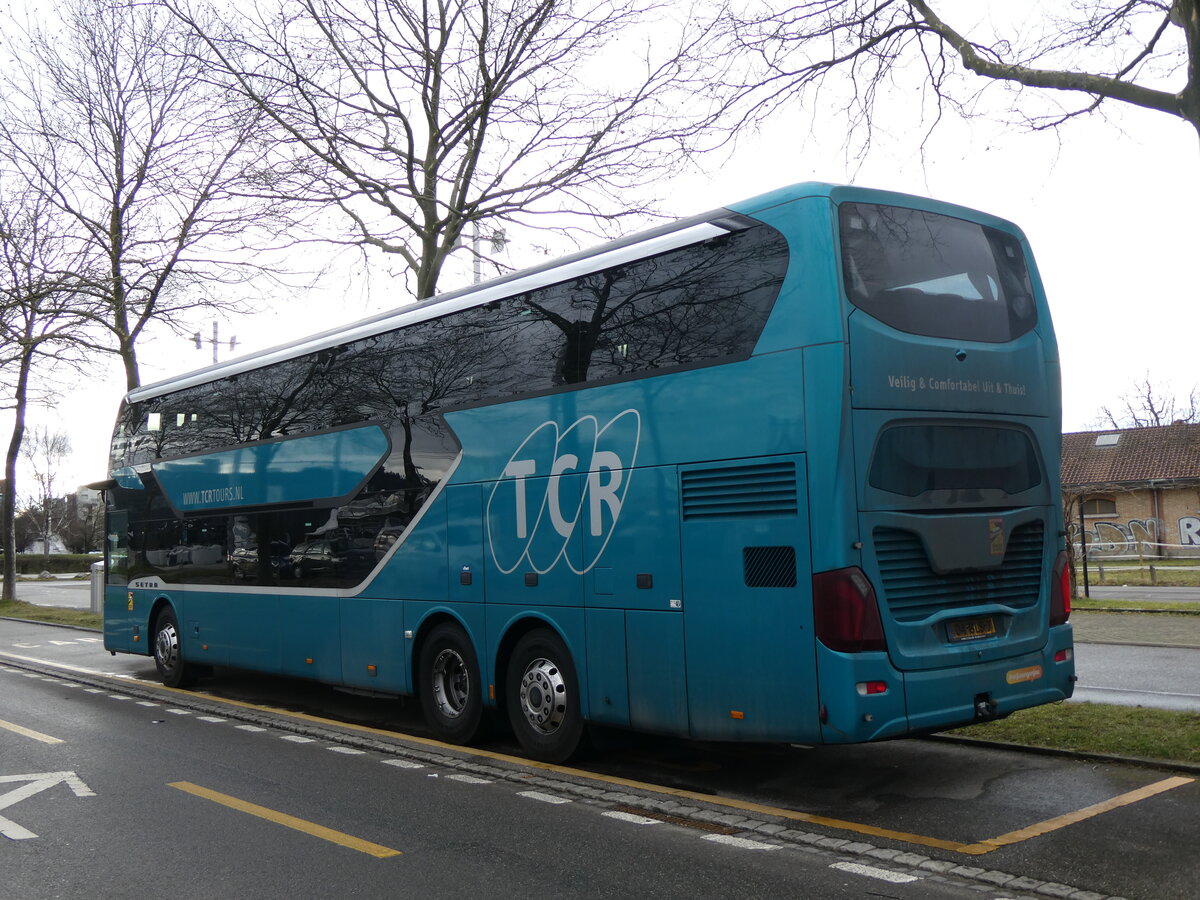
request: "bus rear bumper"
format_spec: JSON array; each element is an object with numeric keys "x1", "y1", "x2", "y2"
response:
[
  {"x1": 904, "y1": 627, "x2": 1076, "y2": 735},
  {"x1": 817, "y1": 625, "x2": 1075, "y2": 743}
]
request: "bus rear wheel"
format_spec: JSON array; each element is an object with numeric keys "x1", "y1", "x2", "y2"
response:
[
  {"x1": 152, "y1": 608, "x2": 200, "y2": 689},
  {"x1": 505, "y1": 629, "x2": 584, "y2": 763},
  {"x1": 418, "y1": 622, "x2": 487, "y2": 745}
]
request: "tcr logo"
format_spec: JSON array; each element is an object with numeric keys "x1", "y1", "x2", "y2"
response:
[{"x1": 486, "y1": 410, "x2": 640, "y2": 575}]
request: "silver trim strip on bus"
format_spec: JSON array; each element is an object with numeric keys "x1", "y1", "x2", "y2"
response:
[{"x1": 128, "y1": 221, "x2": 730, "y2": 404}]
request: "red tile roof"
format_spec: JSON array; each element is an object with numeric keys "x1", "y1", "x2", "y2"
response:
[{"x1": 1062, "y1": 424, "x2": 1200, "y2": 486}]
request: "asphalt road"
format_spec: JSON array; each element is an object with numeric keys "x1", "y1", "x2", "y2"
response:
[
  {"x1": 1, "y1": 618, "x2": 1197, "y2": 900},
  {"x1": 1081, "y1": 585, "x2": 1200, "y2": 602},
  {"x1": 2, "y1": 658, "x2": 1037, "y2": 900},
  {"x1": 13, "y1": 578, "x2": 98, "y2": 610}
]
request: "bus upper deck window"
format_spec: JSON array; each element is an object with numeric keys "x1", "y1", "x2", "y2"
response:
[{"x1": 839, "y1": 202, "x2": 1037, "y2": 343}]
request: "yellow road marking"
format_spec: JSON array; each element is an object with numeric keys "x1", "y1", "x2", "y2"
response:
[
  {"x1": 962, "y1": 776, "x2": 1195, "y2": 854},
  {"x1": 178, "y1": 697, "x2": 1193, "y2": 855},
  {"x1": 168, "y1": 782, "x2": 401, "y2": 858},
  {"x1": 0, "y1": 717, "x2": 64, "y2": 744},
  {"x1": 9, "y1": 658, "x2": 1193, "y2": 856}
]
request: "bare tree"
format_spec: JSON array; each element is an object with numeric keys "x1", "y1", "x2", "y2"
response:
[
  {"x1": 20, "y1": 427, "x2": 72, "y2": 568},
  {"x1": 0, "y1": 0, "x2": 302, "y2": 391},
  {"x1": 167, "y1": 0, "x2": 737, "y2": 300},
  {"x1": 721, "y1": 1, "x2": 1200, "y2": 146},
  {"x1": 62, "y1": 493, "x2": 105, "y2": 555},
  {"x1": 0, "y1": 179, "x2": 99, "y2": 602},
  {"x1": 1098, "y1": 375, "x2": 1199, "y2": 427}
]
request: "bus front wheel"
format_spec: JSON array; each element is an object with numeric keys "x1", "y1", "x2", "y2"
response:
[
  {"x1": 418, "y1": 622, "x2": 487, "y2": 745},
  {"x1": 505, "y1": 629, "x2": 584, "y2": 763},
  {"x1": 152, "y1": 608, "x2": 200, "y2": 689}
]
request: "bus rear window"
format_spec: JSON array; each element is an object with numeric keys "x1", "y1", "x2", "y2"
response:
[
  {"x1": 869, "y1": 425, "x2": 1042, "y2": 498},
  {"x1": 840, "y1": 202, "x2": 1036, "y2": 343}
]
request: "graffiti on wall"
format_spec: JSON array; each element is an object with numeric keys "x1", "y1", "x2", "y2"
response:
[
  {"x1": 1181, "y1": 517, "x2": 1200, "y2": 546},
  {"x1": 1068, "y1": 518, "x2": 1162, "y2": 555}
]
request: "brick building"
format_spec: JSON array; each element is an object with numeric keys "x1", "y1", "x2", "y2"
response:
[{"x1": 1061, "y1": 424, "x2": 1200, "y2": 557}]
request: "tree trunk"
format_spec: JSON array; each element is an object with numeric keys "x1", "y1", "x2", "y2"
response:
[
  {"x1": 42, "y1": 498, "x2": 51, "y2": 569},
  {"x1": 2, "y1": 347, "x2": 34, "y2": 602}
]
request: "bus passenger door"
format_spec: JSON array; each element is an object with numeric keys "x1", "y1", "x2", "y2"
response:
[{"x1": 679, "y1": 454, "x2": 819, "y2": 742}]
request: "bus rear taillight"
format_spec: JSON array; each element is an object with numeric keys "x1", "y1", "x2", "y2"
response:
[
  {"x1": 1050, "y1": 551, "x2": 1072, "y2": 626},
  {"x1": 813, "y1": 567, "x2": 887, "y2": 653}
]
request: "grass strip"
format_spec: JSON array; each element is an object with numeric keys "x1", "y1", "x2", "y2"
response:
[
  {"x1": 1071, "y1": 598, "x2": 1200, "y2": 613},
  {"x1": 949, "y1": 701, "x2": 1200, "y2": 765},
  {"x1": 0, "y1": 600, "x2": 101, "y2": 630}
]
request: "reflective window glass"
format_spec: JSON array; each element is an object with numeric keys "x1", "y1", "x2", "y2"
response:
[{"x1": 840, "y1": 202, "x2": 1036, "y2": 343}]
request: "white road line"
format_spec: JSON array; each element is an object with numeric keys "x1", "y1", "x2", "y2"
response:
[
  {"x1": 136, "y1": 701, "x2": 159, "y2": 707},
  {"x1": 517, "y1": 791, "x2": 571, "y2": 805},
  {"x1": 0, "y1": 651, "x2": 137, "y2": 679},
  {"x1": 327, "y1": 746, "x2": 365, "y2": 755},
  {"x1": 602, "y1": 810, "x2": 661, "y2": 826},
  {"x1": 197, "y1": 716, "x2": 227, "y2": 724},
  {"x1": 830, "y1": 861, "x2": 920, "y2": 884},
  {"x1": 446, "y1": 774, "x2": 491, "y2": 784},
  {"x1": 280, "y1": 735, "x2": 315, "y2": 743},
  {"x1": 382, "y1": 759, "x2": 425, "y2": 769},
  {"x1": 701, "y1": 834, "x2": 780, "y2": 851},
  {"x1": 235, "y1": 725, "x2": 267, "y2": 733},
  {"x1": 166, "y1": 709, "x2": 192, "y2": 716}
]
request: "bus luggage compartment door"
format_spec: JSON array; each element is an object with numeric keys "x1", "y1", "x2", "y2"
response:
[{"x1": 679, "y1": 454, "x2": 818, "y2": 742}]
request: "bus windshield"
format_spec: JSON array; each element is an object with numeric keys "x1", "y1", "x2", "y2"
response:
[{"x1": 840, "y1": 202, "x2": 1036, "y2": 343}]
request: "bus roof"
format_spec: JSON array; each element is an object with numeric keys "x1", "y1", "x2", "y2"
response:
[{"x1": 126, "y1": 181, "x2": 1019, "y2": 404}]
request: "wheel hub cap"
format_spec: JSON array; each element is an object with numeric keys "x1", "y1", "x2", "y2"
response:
[
  {"x1": 431, "y1": 649, "x2": 469, "y2": 718},
  {"x1": 155, "y1": 624, "x2": 179, "y2": 671},
  {"x1": 518, "y1": 657, "x2": 566, "y2": 734}
]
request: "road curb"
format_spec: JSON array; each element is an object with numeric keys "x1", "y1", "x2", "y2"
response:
[
  {"x1": 926, "y1": 733, "x2": 1200, "y2": 776},
  {"x1": 0, "y1": 616, "x2": 100, "y2": 632}
]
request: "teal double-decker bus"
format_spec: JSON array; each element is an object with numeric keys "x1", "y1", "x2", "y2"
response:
[{"x1": 102, "y1": 182, "x2": 1075, "y2": 762}]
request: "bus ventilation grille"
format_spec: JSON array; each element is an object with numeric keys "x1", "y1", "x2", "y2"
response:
[
  {"x1": 680, "y1": 462, "x2": 797, "y2": 520},
  {"x1": 873, "y1": 521, "x2": 1044, "y2": 622},
  {"x1": 743, "y1": 546, "x2": 798, "y2": 588}
]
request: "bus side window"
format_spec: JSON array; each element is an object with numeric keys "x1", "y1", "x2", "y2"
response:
[{"x1": 107, "y1": 509, "x2": 130, "y2": 586}]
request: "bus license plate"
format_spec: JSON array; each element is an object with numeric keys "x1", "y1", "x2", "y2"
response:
[{"x1": 947, "y1": 616, "x2": 996, "y2": 643}]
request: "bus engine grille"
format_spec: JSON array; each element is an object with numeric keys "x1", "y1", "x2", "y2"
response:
[{"x1": 872, "y1": 521, "x2": 1045, "y2": 622}]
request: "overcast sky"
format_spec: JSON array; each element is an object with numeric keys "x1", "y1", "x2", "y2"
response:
[{"x1": 18, "y1": 40, "x2": 1200, "y2": 492}]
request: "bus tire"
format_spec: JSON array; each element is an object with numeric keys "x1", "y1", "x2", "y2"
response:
[
  {"x1": 418, "y1": 622, "x2": 487, "y2": 745},
  {"x1": 505, "y1": 628, "x2": 584, "y2": 763},
  {"x1": 152, "y1": 608, "x2": 199, "y2": 689}
]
